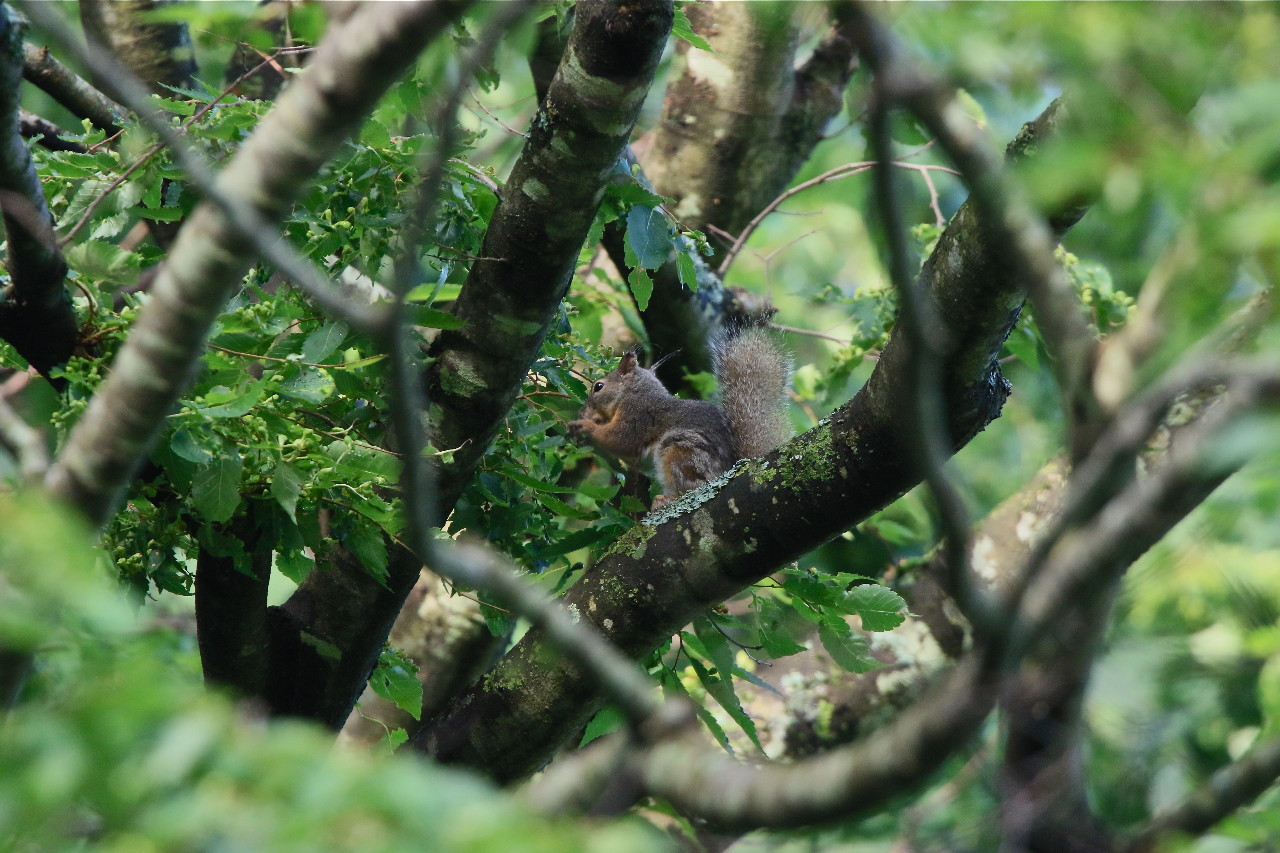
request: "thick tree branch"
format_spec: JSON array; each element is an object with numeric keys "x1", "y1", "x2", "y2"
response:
[
  {"x1": 0, "y1": 9, "x2": 78, "y2": 381},
  {"x1": 78, "y1": 0, "x2": 198, "y2": 96},
  {"x1": 613, "y1": 369, "x2": 1278, "y2": 832},
  {"x1": 634, "y1": 0, "x2": 859, "y2": 384},
  {"x1": 426, "y1": 0, "x2": 674, "y2": 510},
  {"x1": 194, "y1": 517, "x2": 271, "y2": 697},
  {"x1": 42, "y1": 0, "x2": 468, "y2": 529},
  {"x1": 412, "y1": 98, "x2": 1085, "y2": 784}
]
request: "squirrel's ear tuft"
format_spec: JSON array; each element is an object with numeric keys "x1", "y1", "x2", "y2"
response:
[{"x1": 619, "y1": 352, "x2": 640, "y2": 373}]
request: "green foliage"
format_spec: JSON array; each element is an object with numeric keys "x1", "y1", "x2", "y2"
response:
[
  {"x1": 6, "y1": 2, "x2": 1280, "y2": 850},
  {"x1": 0, "y1": 498, "x2": 661, "y2": 852}
]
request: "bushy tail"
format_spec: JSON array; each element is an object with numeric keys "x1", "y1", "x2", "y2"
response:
[{"x1": 714, "y1": 326, "x2": 792, "y2": 460}]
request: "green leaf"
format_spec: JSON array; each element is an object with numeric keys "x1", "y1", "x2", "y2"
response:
[
  {"x1": 627, "y1": 266, "x2": 654, "y2": 312},
  {"x1": 347, "y1": 523, "x2": 389, "y2": 583},
  {"x1": 537, "y1": 527, "x2": 611, "y2": 559},
  {"x1": 625, "y1": 205, "x2": 672, "y2": 269},
  {"x1": 191, "y1": 453, "x2": 244, "y2": 523},
  {"x1": 847, "y1": 584, "x2": 908, "y2": 632},
  {"x1": 193, "y1": 380, "x2": 266, "y2": 418},
  {"x1": 369, "y1": 647, "x2": 423, "y2": 720},
  {"x1": 672, "y1": 8, "x2": 713, "y2": 52},
  {"x1": 410, "y1": 306, "x2": 465, "y2": 329},
  {"x1": 579, "y1": 704, "x2": 626, "y2": 747},
  {"x1": 676, "y1": 250, "x2": 698, "y2": 291},
  {"x1": 64, "y1": 240, "x2": 141, "y2": 288},
  {"x1": 662, "y1": 668, "x2": 733, "y2": 753},
  {"x1": 271, "y1": 461, "x2": 305, "y2": 522},
  {"x1": 275, "y1": 549, "x2": 313, "y2": 585},
  {"x1": 300, "y1": 321, "x2": 348, "y2": 364},
  {"x1": 687, "y1": 654, "x2": 763, "y2": 753},
  {"x1": 606, "y1": 182, "x2": 670, "y2": 208},
  {"x1": 169, "y1": 426, "x2": 216, "y2": 464},
  {"x1": 279, "y1": 367, "x2": 335, "y2": 404},
  {"x1": 133, "y1": 205, "x2": 184, "y2": 222},
  {"x1": 818, "y1": 619, "x2": 880, "y2": 674}
]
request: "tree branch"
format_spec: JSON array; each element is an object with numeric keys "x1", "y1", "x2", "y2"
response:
[
  {"x1": 0, "y1": 8, "x2": 78, "y2": 381},
  {"x1": 412, "y1": 97, "x2": 1086, "y2": 784},
  {"x1": 21, "y1": 41, "x2": 124, "y2": 134},
  {"x1": 634, "y1": 0, "x2": 859, "y2": 384},
  {"x1": 426, "y1": 0, "x2": 675, "y2": 510}
]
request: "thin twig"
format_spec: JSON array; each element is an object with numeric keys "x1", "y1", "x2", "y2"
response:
[{"x1": 717, "y1": 160, "x2": 959, "y2": 277}]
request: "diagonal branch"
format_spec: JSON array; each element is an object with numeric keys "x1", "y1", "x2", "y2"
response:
[
  {"x1": 412, "y1": 97, "x2": 1086, "y2": 784},
  {"x1": 425, "y1": 0, "x2": 675, "y2": 511}
]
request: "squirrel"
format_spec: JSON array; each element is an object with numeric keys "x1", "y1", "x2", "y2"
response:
[{"x1": 568, "y1": 327, "x2": 791, "y2": 509}]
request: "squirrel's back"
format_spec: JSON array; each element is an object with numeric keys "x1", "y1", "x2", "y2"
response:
[{"x1": 714, "y1": 327, "x2": 792, "y2": 460}]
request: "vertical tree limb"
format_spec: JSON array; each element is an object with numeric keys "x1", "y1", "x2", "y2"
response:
[
  {"x1": 0, "y1": 7, "x2": 78, "y2": 381},
  {"x1": 426, "y1": 0, "x2": 675, "y2": 510}
]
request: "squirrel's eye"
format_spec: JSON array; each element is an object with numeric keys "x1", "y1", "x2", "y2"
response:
[{"x1": 592, "y1": 381, "x2": 605, "y2": 393}]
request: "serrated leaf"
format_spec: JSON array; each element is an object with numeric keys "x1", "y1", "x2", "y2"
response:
[
  {"x1": 759, "y1": 625, "x2": 807, "y2": 659},
  {"x1": 370, "y1": 647, "x2": 423, "y2": 720},
  {"x1": 275, "y1": 548, "x2": 313, "y2": 585},
  {"x1": 64, "y1": 240, "x2": 141, "y2": 288},
  {"x1": 847, "y1": 584, "x2": 908, "y2": 632},
  {"x1": 271, "y1": 461, "x2": 304, "y2": 522},
  {"x1": 625, "y1": 204, "x2": 672, "y2": 269},
  {"x1": 300, "y1": 321, "x2": 348, "y2": 364},
  {"x1": 819, "y1": 619, "x2": 880, "y2": 674},
  {"x1": 191, "y1": 453, "x2": 243, "y2": 523},
  {"x1": 672, "y1": 8, "x2": 713, "y2": 52}
]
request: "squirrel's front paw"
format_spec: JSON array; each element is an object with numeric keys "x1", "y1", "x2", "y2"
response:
[{"x1": 567, "y1": 419, "x2": 589, "y2": 441}]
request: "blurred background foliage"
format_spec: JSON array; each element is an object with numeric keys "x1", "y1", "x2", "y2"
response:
[{"x1": 4, "y1": 1, "x2": 1280, "y2": 850}]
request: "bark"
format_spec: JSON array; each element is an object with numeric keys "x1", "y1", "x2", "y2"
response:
[
  {"x1": 339, "y1": 572, "x2": 498, "y2": 746},
  {"x1": 21, "y1": 42, "x2": 124, "y2": 134},
  {"x1": 79, "y1": 0, "x2": 198, "y2": 96},
  {"x1": 19, "y1": 108, "x2": 85, "y2": 152},
  {"x1": 633, "y1": 1, "x2": 858, "y2": 382},
  {"x1": 194, "y1": 516, "x2": 271, "y2": 697},
  {"x1": 426, "y1": 0, "x2": 675, "y2": 511},
  {"x1": 0, "y1": 9, "x2": 78, "y2": 381},
  {"x1": 410, "y1": 99, "x2": 1083, "y2": 785}
]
